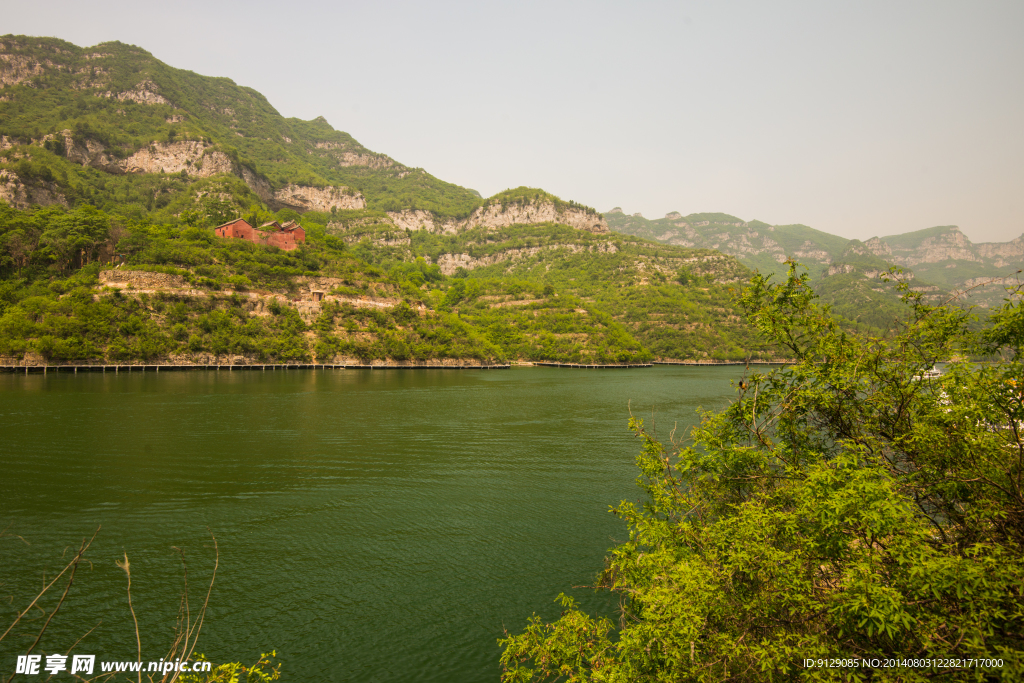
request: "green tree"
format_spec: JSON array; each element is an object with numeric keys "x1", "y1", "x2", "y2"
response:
[
  {"x1": 201, "y1": 197, "x2": 237, "y2": 227},
  {"x1": 38, "y1": 205, "x2": 110, "y2": 273},
  {"x1": 499, "y1": 264, "x2": 1024, "y2": 682}
]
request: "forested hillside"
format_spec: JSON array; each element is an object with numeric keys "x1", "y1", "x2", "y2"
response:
[
  {"x1": 0, "y1": 35, "x2": 959, "y2": 367},
  {"x1": 0, "y1": 35, "x2": 481, "y2": 219},
  {"x1": 0, "y1": 199, "x2": 776, "y2": 365},
  {"x1": 0, "y1": 36, "x2": 788, "y2": 365}
]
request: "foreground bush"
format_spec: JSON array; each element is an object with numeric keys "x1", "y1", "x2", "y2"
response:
[{"x1": 500, "y1": 266, "x2": 1024, "y2": 681}]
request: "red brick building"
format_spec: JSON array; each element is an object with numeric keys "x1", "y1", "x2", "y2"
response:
[{"x1": 214, "y1": 219, "x2": 306, "y2": 251}]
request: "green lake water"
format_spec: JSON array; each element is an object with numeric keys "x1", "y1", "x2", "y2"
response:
[{"x1": 0, "y1": 366, "x2": 743, "y2": 681}]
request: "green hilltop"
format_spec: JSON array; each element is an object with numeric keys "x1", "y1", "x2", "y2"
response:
[{"x1": 0, "y1": 35, "x2": 481, "y2": 219}]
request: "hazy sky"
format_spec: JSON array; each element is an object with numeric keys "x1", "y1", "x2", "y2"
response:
[{"x1": 4, "y1": 0, "x2": 1023, "y2": 242}]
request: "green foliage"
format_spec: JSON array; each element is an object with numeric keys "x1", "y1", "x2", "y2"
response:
[
  {"x1": 0, "y1": 199, "x2": 785, "y2": 363},
  {"x1": 766, "y1": 223, "x2": 851, "y2": 260},
  {"x1": 394, "y1": 223, "x2": 765, "y2": 361},
  {"x1": 0, "y1": 201, "x2": 514, "y2": 363},
  {"x1": 452, "y1": 282, "x2": 651, "y2": 364},
  {"x1": 877, "y1": 225, "x2": 959, "y2": 250},
  {"x1": 486, "y1": 187, "x2": 599, "y2": 217},
  {"x1": 312, "y1": 300, "x2": 504, "y2": 363},
  {"x1": 683, "y1": 212, "x2": 744, "y2": 224},
  {"x1": 180, "y1": 652, "x2": 281, "y2": 683},
  {"x1": 499, "y1": 265, "x2": 1024, "y2": 681}
]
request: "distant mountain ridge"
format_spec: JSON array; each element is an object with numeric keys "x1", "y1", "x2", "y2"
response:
[{"x1": 605, "y1": 208, "x2": 1024, "y2": 308}]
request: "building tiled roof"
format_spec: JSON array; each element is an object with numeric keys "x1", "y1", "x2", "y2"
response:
[{"x1": 213, "y1": 218, "x2": 251, "y2": 231}]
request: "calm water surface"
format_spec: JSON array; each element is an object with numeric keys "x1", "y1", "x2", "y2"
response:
[{"x1": 0, "y1": 366, "x2": 742, "y2": 681}]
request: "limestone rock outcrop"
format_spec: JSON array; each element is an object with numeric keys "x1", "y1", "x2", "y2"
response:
[
  {"x1": 883, "y1": 227, "x2": 982, "y2": 266},
  {"x1": 464, "y1": 201, "x2": 608, "y2": 234},
  {"x1": 273, "y1": 184, "x2": 365, "y2": 212},
  {"x1": 977, "y1": 235, "x2": 1024, "y2": 268},
  {"x1": 386, "y1": 210, "x2": 460, "y2": 235},
  {"x1": 100, "y1": 80, "x2": 171, "y2": 106},
  {"x1": 313, "y1": 142, "x2": 393, "y2": 169},
  {"x1": 0, "y1": 53, "x2": 49, "y2": 87},
  {"x1": 0, "y1": 169, "x2": 68, "y2": 208},
  {"x1": 381, "y1": 200, "x2": 608, "y2": 238}
]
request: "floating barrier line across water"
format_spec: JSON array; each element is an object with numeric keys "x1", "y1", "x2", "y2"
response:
[
  {"x1": 532, "y1": 362, "x2": 653, "y2": 369},
  {"x1": 653, "y1": 360, "x2": 795, "y2": 366},
  {"x1": 0, "y1": 363, "x2": 512, "y2": 373},
  {"x1": 0, "y1": 361, "x2": 800, "y2": 373}
]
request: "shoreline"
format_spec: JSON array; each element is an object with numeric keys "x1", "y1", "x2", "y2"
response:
[
  {"x1": 0, "y1": 362, "x2": 512, "y2": 373},
  {"x1": 532, "y1": 361, "x2": 653, "y2": 369},
  {"x1": 653, "y1": 359, "x2": 795, "y2": 366},
  {"x1": 0, "y1": 359, "x2": 796, "y2": 373}
]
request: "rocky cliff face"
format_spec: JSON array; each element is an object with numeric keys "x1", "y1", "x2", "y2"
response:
[
  {"x1": 0, "y1": 53, "x2": 49, "y2": 87},
  {"x1": 607, "y1": 211, "x2": 827, "y2": 274},
  {"x1": 826, "y1": 227, "x2": 1024, "y2": 308},
  {"x1": 100, "y1": 79, "x2": 171, "y2": 106},
  {"x1": 54, "y1": 132, "x2": 280, "y2": 200},
  {"x1": 705, "y1": 231, "x2": 787, "y2": 262},
  {"x1": 383, "y1": 200, "x2": 608, "y2": 237},
  {"x1": 607, "y1": 209, "x2": 1024, "y2": 304},
  {"x1": 827, "y1": 263, "x2": 857, "y2": 276},
  {"x1": 0, "y1": 170, "x2": 68, "y2": 209},
  {"x1": 48, "y1": 132, "x2": 364, "y2": 210},
  {"x1": 120, "y1": 140, "x2": 231, "y2": 176},
  {"x1": 857, "y1": 225, "x2": 1024, "y2": 271},
  {"x1": 465, "y1": 201, "x2": 608, "y2": 234},
  {"x1": 55, "y1": 132, "x2": 237, "y2": 178},
  {"x1": 863, "y1": 237, "x2": 892, "y2": 257},
  {"x1": 313, "y1": 142, "x2": 393, "y2": 169},
  {"x1": 273, "y1": 184, "x2": 365, "y2": 212},
  {"x1": 976, "y1": 235, "x2": 1024, "y2": 268},
  {"x1": 872, "y1": 227, "x2": 983, "y2": 266},
  {"x1": 386, "y1": 210, "x2": 460, "y2": 235}
]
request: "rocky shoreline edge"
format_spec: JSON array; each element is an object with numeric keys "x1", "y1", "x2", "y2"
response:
[
  {"x1": 1, "y1": 358, "x2": 796, "y2": 373},
  {"x1": 0, "y1": 362, "x2": 512, "y2": 373}
]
